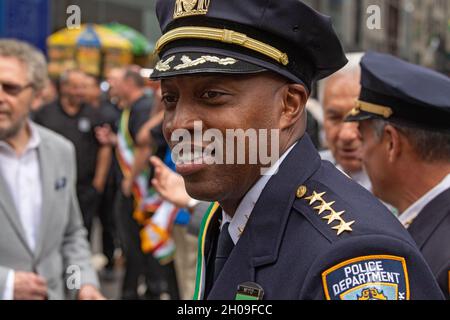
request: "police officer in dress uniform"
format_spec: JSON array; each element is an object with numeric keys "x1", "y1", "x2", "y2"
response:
[
  {"x1": 345, "y1": 52, "x2": 450, "y2": 299},
  {"x1": 150, "y1": 0, "x2": 444, "y2": 300}
]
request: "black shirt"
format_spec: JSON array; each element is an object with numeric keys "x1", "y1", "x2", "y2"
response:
[
  {"x1": 150, "y1": 123, "x2": 167, "y2": 153},
  {"x1": 98, "y1": 99, "x2": 121, "y2": 133},
  {"x1": 128, "y1": 95, "x2": 153, "y2": 142},
  {"x1": 34, "y1": 101, "x2": 103, "y2": 186}
]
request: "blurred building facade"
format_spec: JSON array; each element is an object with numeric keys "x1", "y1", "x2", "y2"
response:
[
  {"x1": 45, "y1": 0, "x2": 450, "y2": 75},
  {"x1": 50, "y1": 0, "x2": 161, "y2": 43},
  {"x1": 2, "y1": 1, "x2": 448, "y2": 73},
  {"x1": 304, "y1": 0, "x2": 449, "y2": 74}
]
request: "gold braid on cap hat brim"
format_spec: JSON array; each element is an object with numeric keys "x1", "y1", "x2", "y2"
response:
[
  {"x1": 348, "y1": 100, "x2": 394, "y2": 119},
  {"x1": 154, "y1": 26, "x2": 289, "y2": 66}
]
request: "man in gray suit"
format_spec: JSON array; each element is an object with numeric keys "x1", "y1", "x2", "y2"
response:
[{"x1": 0, "y1": 39, "x2": 103, "y2": 300}]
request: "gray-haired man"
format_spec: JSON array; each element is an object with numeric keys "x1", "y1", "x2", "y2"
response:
[{"x1": 0, "y1": 39, "x2": 103, "y2": 300}]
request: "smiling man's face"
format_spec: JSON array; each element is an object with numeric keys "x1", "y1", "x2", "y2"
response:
[
  {"x1": 161, "y1": 72, "x2": 292, "y2": 205},
  {"x1": 323, "y1": 74, "x2": 362, "y2": 174}
]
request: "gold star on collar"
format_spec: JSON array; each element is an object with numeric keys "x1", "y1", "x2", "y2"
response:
[
  {"x1": 314, "y1": 201, "x2": 335, "y2": 215},
  {"x1": 301, "y1": 189, "x2": 355, "y2": 236},
  {"x1": 332, "y1": 220, "x2": 355, "y2": 236},
  {"x1": 304, "y1": 191, "x2": 326, "y2": 205},
  {"x1": 322, "y1": 211, "x2": 345, "y2": 225}
]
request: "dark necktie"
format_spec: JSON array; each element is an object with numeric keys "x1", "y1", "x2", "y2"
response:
[{"x1": 213, "y1": 222, "x2": 234, "y2": 282}]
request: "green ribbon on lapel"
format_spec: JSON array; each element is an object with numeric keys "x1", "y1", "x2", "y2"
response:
[{"x1": 193, "y1": 202, "x2": 220, "y2": 300}]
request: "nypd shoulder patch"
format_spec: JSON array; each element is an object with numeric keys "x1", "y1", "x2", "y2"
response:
[{"x1": 322, "y1": 255, "x2": 410, "y2": 300}]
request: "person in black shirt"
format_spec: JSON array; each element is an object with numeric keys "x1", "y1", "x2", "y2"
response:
[
  {"x1": 34, "y1": 69, "x2": 111, "y2": 239},
  {"x1": 138, "y1": 113, "x2": 180, "y2": 300},
  {"x1": 84, "y1": 73, "x2": 121, "y2": 130},
  {"x1": 83, "y1": 73, "x2": 121, "y2": 277},
  {"x1": 97, "y1": 68, "x2": 170, "y2": 299}
]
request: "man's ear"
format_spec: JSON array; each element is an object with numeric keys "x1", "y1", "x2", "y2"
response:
[
  {"x1": 384, "y1": 124, "x2": 402, "y2": 163},
  {"x1": 279, "y1": 83, "x2": 308, "y2": 130}
]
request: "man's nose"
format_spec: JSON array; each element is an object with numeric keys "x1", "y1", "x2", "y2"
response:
[
  {"x1": 339, "y1": 122, "x2": 361, "y2": 143},
  {"x1": 165, "y1": 99, "x2": 199, "y2": 135}
]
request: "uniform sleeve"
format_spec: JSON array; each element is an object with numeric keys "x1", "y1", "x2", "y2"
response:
[{"x1": 298, "y1": 234, "x2": 444, "y2": 300}]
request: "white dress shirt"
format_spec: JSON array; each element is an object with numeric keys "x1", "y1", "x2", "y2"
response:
[
  {"x1": 399, "y1": 174, "x2": 450, "y2": 228},
  {"x1": 0, "y1": 121, "x2": 42, "y2": 299},
  {"x1": 221, "y1": 142, "x2": 297, "y2": 244},
  {"x1": 319, "y1": 149, "x2": 372, "y2": 191}
]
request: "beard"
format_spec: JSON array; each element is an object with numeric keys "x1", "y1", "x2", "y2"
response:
[{"x1": 0, "y1": 114, "x2": 27, "y2": 141}]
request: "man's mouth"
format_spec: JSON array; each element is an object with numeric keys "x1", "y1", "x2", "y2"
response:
[
  {"x1": 172, "y1": 144, "x2": 217, "y2": 164},
  {"x1": 172, "y1": 144, "x2": 217, "y2": 175},
  {"x1": 176, "y1": 148, "x2": 205, "y2": 164},
  {"x1": 0, "y1": 111, "x2": 11, "y2": 119},
  {"x1": 338, "y1": 148, "x2": 362, "y2": 160}
]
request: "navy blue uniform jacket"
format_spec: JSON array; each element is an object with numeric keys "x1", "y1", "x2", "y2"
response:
[
  {"x1": 201, "y1": 135, "x2": 443, "y2": 300},
  {"x1": 408, "y1": 188, "x2": 450, "y2": 299}
]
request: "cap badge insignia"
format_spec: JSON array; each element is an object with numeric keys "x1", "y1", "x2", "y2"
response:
[
  {"x1": 155, "y1": 54, "x2": 237, "y2": 72},
  {"x1": 174, "y1": 0, "x2": 211, "y2": 19}
]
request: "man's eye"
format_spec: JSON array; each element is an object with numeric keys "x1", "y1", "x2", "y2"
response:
[
  {"x1": 200, "y1": 91, "x2": 225, "y2": 99},
  {"x1": 161, "y1": 94, "x2": 178, "y2": 104},
  {"x1": 327, "y1": 115, "x2": 343, "y2": 122}
]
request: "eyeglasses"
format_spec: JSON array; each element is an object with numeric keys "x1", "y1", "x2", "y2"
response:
[{"x1": 0, "y1": 82, "x2": 33, "y2": 96}]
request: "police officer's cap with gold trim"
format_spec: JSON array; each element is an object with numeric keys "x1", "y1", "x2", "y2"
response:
[
  {"x1": 150, "y1": 0, "x2": 348, "y2": 92},
  {"x1": 346, "y1": 51, "x2": 450, "y2": 131}
]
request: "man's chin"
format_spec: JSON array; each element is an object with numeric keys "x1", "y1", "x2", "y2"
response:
[
  {"x1": 0, "y1": 127, "x2": 17, "y2": 141},
  {"x1": 183, "y1": 175, "x2": 227, "y2": 202},
  {"x1": 0, "y1": 118, "x2": 28, "y2": 141},
  {"x1": 339, "y1": 159, "x2": 363, "y2": 175},
  {"x1": 185, "y1": 184, "x2": 219, "y2": 202}
]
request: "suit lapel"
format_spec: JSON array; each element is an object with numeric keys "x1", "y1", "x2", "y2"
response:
[
  {"x1": 207, "y1": 134, "x2": 322, "y2": 299},
  {"x1": 34, "y1": 134, "x2": 56, "y2": 258},
  {"x1": 0, "y1": 170, "x2": 33, "y2": 255},
  {"x1": 408, "y1": 187, "x2": 450, "y2": 249}
]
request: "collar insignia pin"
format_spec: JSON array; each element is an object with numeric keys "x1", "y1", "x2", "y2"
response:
[
  {"x1": 174, "y1": 0, "x2": 211, "y2": 19},
  {"x1": 303, "y1": 190, "x2": 355, "y2": 236}
]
